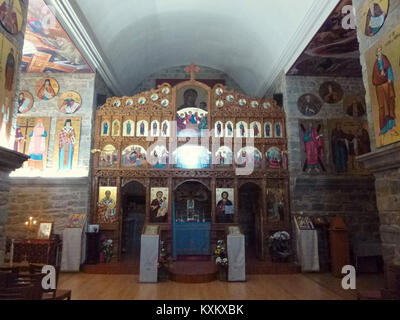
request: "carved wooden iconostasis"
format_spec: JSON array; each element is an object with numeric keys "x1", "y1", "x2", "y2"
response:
[{"x1": 92, "y1": 64, "x2": 290, "y2": 261}]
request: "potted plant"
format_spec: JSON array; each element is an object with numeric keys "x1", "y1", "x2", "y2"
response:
[
  {"x1": 268, "y1": 231, "x2": 292, "y2": 263},
  {"x1": 214, "y1": 240, "x2": 228, "y2": 281}
]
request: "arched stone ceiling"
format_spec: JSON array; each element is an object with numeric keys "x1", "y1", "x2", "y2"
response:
[{"x1": 47, "y1": 0, "x2": 340, "y2": 97}]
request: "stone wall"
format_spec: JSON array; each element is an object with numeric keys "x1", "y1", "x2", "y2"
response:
[
  {"x1": 132, "y1": 65, "x2": 245, "y2": 95},
  {"x1": 6, "y1": 178, "x2": 90, "y2": 239},
  {"x1": 353, "y1": 0, "x2": 400, "y2": 266},
  {"x1": 0, "y1": 170, "x2": 10, "y2": 263},
  {"x1": 0, "y1": 148, "x2": 28, "y2": 264},
  {"x1": 269, "y1": 74, "x2": 381, "y2": 259}
]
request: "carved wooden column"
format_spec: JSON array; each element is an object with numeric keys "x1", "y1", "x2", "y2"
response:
[
  {"x1": 211, "y1": 177, "x2": 216, "y2": 223},
  {"x1": 145, "y1": 178, "x2": 151, "y2": 223},
  {"x1": 0, "y1": 147, "x2": 28, "y2": 264}
]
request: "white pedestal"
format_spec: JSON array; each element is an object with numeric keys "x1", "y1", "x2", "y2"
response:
[
  {"x1": 227, "y1": 234, "x2": 246, "y2": 282},
  {"x1": 139, "y1": 234, "x2": 159, "y2": 283},
  {"x1": 61, "y1": 227, "x2": 86, "y2": 272},
  {"x1": 294, "y1": 218, "x2": 320, "y2": 272}
]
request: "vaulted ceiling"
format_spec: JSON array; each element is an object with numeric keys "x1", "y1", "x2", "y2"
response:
[{"x1": 45, "y1": 0, "x2": 340, "y2": 97}]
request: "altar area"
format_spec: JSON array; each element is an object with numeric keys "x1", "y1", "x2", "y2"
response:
[{"x1": 87, "y1": 64, "x2": 295, "y2": 279}]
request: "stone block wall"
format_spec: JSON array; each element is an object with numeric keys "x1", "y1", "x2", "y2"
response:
[
  {"x1": 6, "y1": 178, "x2": 90, "y2": 240},
  {"x1": 132, "y1": 65, "x2": 245, "y2": 95},
  {"x1": 353, "y1": 0, "x2": 400, "y2": 266}
]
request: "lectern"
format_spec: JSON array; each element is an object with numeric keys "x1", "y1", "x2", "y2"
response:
[{"x1": 139, "y1": 225, "x2": 160, "y2": 283}]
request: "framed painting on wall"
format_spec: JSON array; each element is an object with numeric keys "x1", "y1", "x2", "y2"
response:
[
  {"x1": 216, "y1": 188, "x2": 234, "y2": 223},
  {"x1": 37, "y1": 222, "x2": 53, "y2": 239},
  {"x1": 53, "y1": 117, "x2": 81, "y2": 171},
  {"x1": 365, "y1": 23, "x2": 400, "y2": 147}
]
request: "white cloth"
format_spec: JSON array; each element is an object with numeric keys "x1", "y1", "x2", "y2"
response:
[
  {"x1": 227, "y1": 234, "x2": 246, "y2": 282},
  {"x1": 294, "y1": 218, "x2": 320, "y2": 272},
  {"x1": 61, "y1": 227, "x2": 86, "y2": 272},
  {"x1": 139, "y1": 234, "x2": 159, "y2": 283}
]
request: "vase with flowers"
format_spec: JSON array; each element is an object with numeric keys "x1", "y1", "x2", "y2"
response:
[{"x1": 214, "y1": 240, "x2": 228, "y2": 281}]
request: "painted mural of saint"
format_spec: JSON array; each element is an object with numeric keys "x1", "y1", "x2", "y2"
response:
[
  {"x1": 13, "y1": 126, "x2": 24, "y2": 153},
  {"x1": 59, "y1": 98, "x2": 80, "y2": 114},
  {"x1": 0, "y1": 97, "x2": 10, "y2": 140},
  {"x1": 103, "y1": 122, "x2": 109, "y2": 135},
  {"x1": 331, "y1": 123, "x2": 349, "y2": 173},
  {"x1": 300, "y1": 123, "x2": 325, "y2": 173},
  {"x1": 275, "y1": 123, "x2": 281, "y2": 137},
  {"x1": 265, "y1": 123, "x2": 271, "y2": 137},
  {"x1": 152, "y1": 122, "x2": 158, "y2": 136},
  {"x1": 216, "y1": 122, "x2": 222, "y2": 136},
  {"x1": 37, "y1": 79, "x2": 56, "y2": 100},
  {"x1": 113, "y1": 121, "x2": 120, "y2": 136},
  {"x1": 0, "y1": 0, "x2": 19, "y2": 34},
  {"x1": 27, "y1": 119, "x2": 48, "y2": 171},
  {"x1": 17, "y1": 92, "x2": 31, "y2": 113},
  {"x1": 126, "y1": 121, "x2": 132, "y2": 136},
  {"x1": 253, "y1": 123, "x2": 260, "y2": 137},
  {"x1": 58, "y1": 119, "x2": 76, "y2": 170},
  {"x1": 365, "y1": 0, "x2": 386, "y2": 36},
  {"x1": 5, "y1": 48, "x2": 15, "y2": 91},
  {"x1": 372, "y1": 47, "x2": 396, "y2": 135},
  {"x1": 356, "y1": 124, "x2": 371, "y2": 155},
  {"x1": 346, "y1": 98, "x2": 365, "y2": 117},
  {"x1": 139, "y1": 122, "x2": 145, "y2": 136},
  {"x1": 239, "y1": 123, "x2": 245, "y2": 137},
  {"x1": 226, "y1": 122, "x2": 233, "y2": 137},
  {"x1": 162, "y1": 121, "x2": 168, "y2": 136}
]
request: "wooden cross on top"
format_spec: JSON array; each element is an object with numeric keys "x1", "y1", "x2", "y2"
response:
[{"x1": 185, "y1": 63, "x2": 200, "y2": 81}]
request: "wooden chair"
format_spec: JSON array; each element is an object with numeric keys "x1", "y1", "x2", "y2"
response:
[
  {"x1": 29, "y1": 263, "x2": 72, "y2": 300},
  {"x1": 9, "y1": 272, "x2": 46, "y2": 300},
  {"x1": 0, "y1": 285, "x2": 35, "y2": 300}
]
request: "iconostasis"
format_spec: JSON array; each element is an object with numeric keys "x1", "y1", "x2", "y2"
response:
[{"x1": 93, "y1": 71, "x2": 290, "y2": 259}]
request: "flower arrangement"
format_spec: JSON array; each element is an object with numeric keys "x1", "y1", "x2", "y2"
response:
[
  {"x1": 100, "y1": 239, "x2": 113, "y2": 263},
  {"x1": 268, "y1": 231, "x2": 292, "y2": 262},
  {"x1": 214, "y1": 240, "x2": 228, "y2": 267},
  {"x1": 158, "y1": 241, "x2": 172, "y2": 282},
  {"x1": 158, "y1": 241, "x2": 173, "y2": 269}
]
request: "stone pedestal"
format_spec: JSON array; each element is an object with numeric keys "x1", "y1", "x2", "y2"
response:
[
  {"x1": 359, "y1": 146, "x2": 400, "y2": 266},
  {"x1": 0, "y1": 147, "x2": 28, "y2": 264}
]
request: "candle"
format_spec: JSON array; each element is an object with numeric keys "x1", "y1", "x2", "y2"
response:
[{"x1": 10, "y1": 239, "x2": 14, "y2": 268}]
